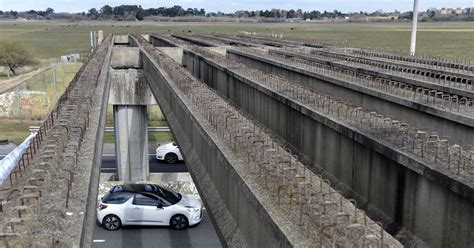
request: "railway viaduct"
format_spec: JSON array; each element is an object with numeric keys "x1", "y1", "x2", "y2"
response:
[{"x1": 0, "y1": 33, "x2": 472, "y2": 247}]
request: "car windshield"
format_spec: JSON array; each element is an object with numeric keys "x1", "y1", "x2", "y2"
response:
[{"x1": 154, "y1": 184, "x2": 182, "y2": 205}]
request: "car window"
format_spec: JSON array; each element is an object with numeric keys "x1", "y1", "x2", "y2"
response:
[
  {"x1": 154, "y1": 185, "x2": 182, "y2": 205},
  {"x1": 112, "y1": 185, "x2": 124, "y2": 192},
  {"x1": 103, "y1": 192, "x2": 132, "y2": 204},
  {"x1": 133, "y1": 193, "x2": 163, "y2": 206},
  {"x1": 144, "y1": 184, "x2": 154, "y2": 192}
]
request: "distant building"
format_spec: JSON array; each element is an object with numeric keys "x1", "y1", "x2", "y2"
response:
[
  {"x1": 454, "y1": 8, "x2": 463, "y2": 15},
  {"x1": 16, "y1": 17, "x2": 28, "y2": 22},
  {"x1": 440, "y1": 8, "x2": 453, "y2": 15}
]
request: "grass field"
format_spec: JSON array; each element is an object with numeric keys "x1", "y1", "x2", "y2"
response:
[
  {"x1": 0, "y1": 120, "x2": 42, "y2": 144},
  {"x1": 0, "y1": 21, "x2": 472, "y2": 59}
]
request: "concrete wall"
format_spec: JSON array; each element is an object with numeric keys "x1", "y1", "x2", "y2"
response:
[
  {"x1": 227, "y1": 50, "x2": 474, "y2": 146},
  {"x1": 111, "y1": 47, "x2": 141, "y2": 69},
  {"x1": 182, "y1": 50, "x2": 474, "y2": 248},
  {"x1": 141, "y1": 49, "x2": 306, "y2": 248}
]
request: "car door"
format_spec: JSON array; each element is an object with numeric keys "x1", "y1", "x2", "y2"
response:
[{"x1": 131, "y1": 193, "x2": 167, "y2": 225}]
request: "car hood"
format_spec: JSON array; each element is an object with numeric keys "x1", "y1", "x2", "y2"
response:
[{"x1": 177, "y1": 194, "x2": 201, "y2": 208}]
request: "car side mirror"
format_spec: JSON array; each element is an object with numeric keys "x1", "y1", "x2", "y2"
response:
[{"x1": 157, "y1": 202, "x2": 164, "y2": 208}]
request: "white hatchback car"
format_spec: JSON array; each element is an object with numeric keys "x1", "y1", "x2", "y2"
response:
[
  {"x1": 97, "y1": 183, "x2": 203, "y2": 231},
  {"x1": 156, "y1": 142, "x2": 183, "y2": 164}
]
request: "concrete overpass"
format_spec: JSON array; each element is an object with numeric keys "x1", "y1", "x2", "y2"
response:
[{"x1": 0, "y1": 33, "x2": 472, "y2": 247}]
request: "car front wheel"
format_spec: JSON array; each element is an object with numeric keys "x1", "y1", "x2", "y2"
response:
[
  {"x1": 165, "y1": 153, "x2": 178, "y2": 164},
  {"x1": 170, "y1": 214, "x2": 188, "y2": 230},
  {"x1": 103, "y1": 214, "x2": 122, "y2": 231}
]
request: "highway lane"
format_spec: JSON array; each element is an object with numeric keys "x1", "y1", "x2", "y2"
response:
[
  {"x1": 0, "y1": 153, "x2": 188, "y2": 173},
  {"x1": 92, "y1": 211, "x2": 221, "y2": 248},
  {"x1": 101, "y1": 154, "x2": 188, "y2": 173}
]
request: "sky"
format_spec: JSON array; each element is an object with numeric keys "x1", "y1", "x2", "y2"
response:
[{"x1": 0, "y1": 0, "x2": 473, "y2": 13}]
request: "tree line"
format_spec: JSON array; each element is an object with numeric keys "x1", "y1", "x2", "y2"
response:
[{"x1": 1, "y1": 5, "x2": 473, "y2": 22}]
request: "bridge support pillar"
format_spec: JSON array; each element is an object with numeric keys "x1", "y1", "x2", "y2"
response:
[{"x1": 113, "y1": 105, "x2": 149, "y2": 182}]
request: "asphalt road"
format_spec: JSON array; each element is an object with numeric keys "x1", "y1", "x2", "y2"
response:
[
  {"x1": 101, "y1": 154, "x2": 188, "y2": 173},
  {"x1": 92, "y1": 211, "x2": 222, "y2": 248},
  {"x1": 0, "y1": 153, "x2": 188, "y2": 173}
]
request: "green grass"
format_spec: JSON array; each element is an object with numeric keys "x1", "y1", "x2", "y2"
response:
[
  {"x1": 0, "y1": 120, "x2": 42, "y2": 144},
  {"x1": 148, "y1": 119, "x2": 168, "y2": 127},
  {"x1": 0, "y1": 21, "x2": 473, "y2": 59},
  {"x1": 103, "y1": 132, "x2": 173, "y2": 143}
]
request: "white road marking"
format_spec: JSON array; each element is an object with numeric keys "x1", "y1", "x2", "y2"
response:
[{"x1": 93, "y1": 240, "x2": 106, "y2": 243}]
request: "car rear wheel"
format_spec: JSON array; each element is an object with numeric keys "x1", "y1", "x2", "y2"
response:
[
  {"x1": 170, "y1": 214, "x2": 188, "y2": 230},
  {"x1": 103, "y1": 214, "x2": 122, "y2": 231},
  {"x1": 165, "y1": 153, "x2": 178, "y2": 164}
]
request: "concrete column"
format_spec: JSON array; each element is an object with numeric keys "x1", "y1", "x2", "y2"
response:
[{"x1": 114, "y1": 105, "x2": 149, "y2": 182}]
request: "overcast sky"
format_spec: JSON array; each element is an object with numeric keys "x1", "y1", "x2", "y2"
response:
[{"x1": 0, "y1": 0, "x2": 472, "y2": 13}]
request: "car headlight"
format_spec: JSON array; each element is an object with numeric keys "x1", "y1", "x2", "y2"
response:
[{"x1": 185, "y1": 206, "x2": 200, "y2": 212}]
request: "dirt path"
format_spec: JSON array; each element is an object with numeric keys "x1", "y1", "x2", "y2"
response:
[{"x1": 0, "y1": 66, "x2": 53, "y2": 94}]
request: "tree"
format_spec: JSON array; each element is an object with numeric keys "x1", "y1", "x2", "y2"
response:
[
  {"x1": 100, "y1": 5, "x2": 113, "y2": 16},
  {"x1": 87, "y1": 8, "x2": 98, "y2": 19},
  {"x1": 45, "y1": 8, "x2": 54, "y2": 16},
  {"x1": 0, "y1": 41, "x2": 36, "y2": 76},
  {"x1": 287, "y1": 9, "x2": 296, "y2": 18},
  {"x1": 199, "y1": 8, "x2": 206, "y2": 16}
]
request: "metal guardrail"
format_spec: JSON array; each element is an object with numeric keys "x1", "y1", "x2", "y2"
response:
[{"x1": 29, "y1": 126, "x2": 170, "y2": 133}]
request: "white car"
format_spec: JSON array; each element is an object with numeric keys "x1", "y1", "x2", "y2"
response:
[
  {"x1": 97, "y1": 183, "x2": 203, "y2": 231},
  {"x1": 156, "y1": 142, "x2": 183, "y2": 164}
]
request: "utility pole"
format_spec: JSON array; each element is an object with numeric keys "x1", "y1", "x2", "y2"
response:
[{"x1": 410, "y1": 0, "x2": 419, "y2": 56}]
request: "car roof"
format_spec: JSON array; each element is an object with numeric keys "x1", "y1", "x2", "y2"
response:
[{"x1": 113, "y1": 183, "x2": 158, "y2": 193}]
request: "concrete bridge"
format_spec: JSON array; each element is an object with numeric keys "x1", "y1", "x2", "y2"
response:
[{"x1": 0, "y1": 33, "x2": 472, "y2": 247}]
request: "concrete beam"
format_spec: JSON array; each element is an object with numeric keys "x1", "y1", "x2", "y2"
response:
[
  {"x1": 182, "y1": 48, "x2": 474, "y2": 248},
  {"x1": 149, "y1": 35, "x2": 177, "y2": 47},
  {"x1": 108, "y1": 69, "x2": 157, "y2": 105},
  {"x1": 171, "y1": 34, "x2": 215, "y2": 47},
  {"x1": 227, "y1": 49, "x2": 474, "y2": 146},
  {"x1": 140, "y1": 42, "x2": 301, "y2": 248},
  {"x1": 271, "y1": 49, "x2": 474, "y2": 98},
  {"x1": 157, "y1": 47, "x2": 184, "y2": 65},
  {"x1": 114, "y1": 35, "x2": 129, "y2": 45},
  {"x1": 111, "y1": 47, "x2": 141, "y2": 69},
  {"x1": 78, "y1": 39, "x2": 113, "y2": 247}
]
